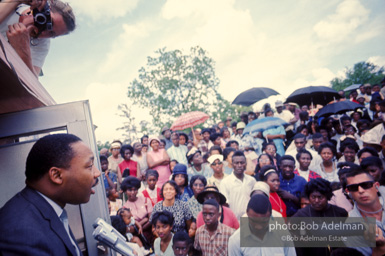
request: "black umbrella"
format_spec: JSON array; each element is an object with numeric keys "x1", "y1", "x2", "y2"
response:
[
  {"x1": 315, "y1": 101, "x2": 364, "y2": 118},
  {"x1": 232, "y1": 87, "x2": 279, "y2": 106},
  {"x1": 285, "y1": 86, "x2": 341, "y2": 107}
]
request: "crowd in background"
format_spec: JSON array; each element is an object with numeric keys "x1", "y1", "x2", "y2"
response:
[{"x1": 100, "y1": 81, "x2": 385, "y2": 256}]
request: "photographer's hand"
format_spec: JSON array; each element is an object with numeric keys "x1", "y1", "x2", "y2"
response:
[{"x1": 6, "y1": 23, "x2": 38, "y2": 77}]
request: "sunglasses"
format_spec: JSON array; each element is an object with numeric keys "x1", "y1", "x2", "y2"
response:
[
  {"x1": 346, "y1": 181, "x2": 374, "y2": 192},
  {"x1": 211, "y1": 162, "x2": 222, "y2": 166}
]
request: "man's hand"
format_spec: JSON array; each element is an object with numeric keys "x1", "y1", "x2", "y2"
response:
[{"x1": 6, "y1": 23, "x2": 38, "y2": 76}]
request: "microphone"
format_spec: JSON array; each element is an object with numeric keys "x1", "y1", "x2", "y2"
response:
[{"x1": 92, "y1": 218, "x2": 136, "y2": 256}]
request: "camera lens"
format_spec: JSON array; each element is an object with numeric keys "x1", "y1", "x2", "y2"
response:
[{"x1": 34, "y1": 13, "x2": 47, "y2": 25}]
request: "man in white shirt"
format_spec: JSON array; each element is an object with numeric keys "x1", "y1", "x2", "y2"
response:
[
  {"x1": 167, "y1": 132, "x2": 188, "y2": 166},
  {"x1": 219, "y1": 151, "x2": 256, "y2": 220},
  {"x1": 228, "y1": 194, "x2": 296, "y2": 256},
  {"x1": 285, "y1": 133, "x2": 322, "y2": 171}
]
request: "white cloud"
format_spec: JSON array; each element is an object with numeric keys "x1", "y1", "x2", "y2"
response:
[
  {"x1": 313, "y1": 0, "x2": 369, "y2": 43},
  {"x1": 367, "y1": 56, "x2": 385, "y2": 68},
  {"x1": 99, "y1": 22, "x2": 152, "y2": 73},
  {"x1": 67, "y1": 0, "x2": 139, "y2": 21},
  {"x1": 84, "y1": 82, "x2": 152, "y2": 142}
]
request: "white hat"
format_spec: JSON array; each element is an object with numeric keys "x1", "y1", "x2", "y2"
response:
[{"x1": 208, "y1": 154, "x2": 224, "y2": 164}]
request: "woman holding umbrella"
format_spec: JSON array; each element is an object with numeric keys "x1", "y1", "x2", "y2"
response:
[{"x1": 262, "y1": 109, "x2": 286, "y2": 157}]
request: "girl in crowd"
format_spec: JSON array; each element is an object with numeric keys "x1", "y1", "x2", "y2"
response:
[
  {"x1": 294, "y1": 149, "x2": 322, "y2": 182},
  {"x1": 259, "y1": 165, "x2": 287, "y2": 217},
  {"x1": 152, "y1": 211, "x2": 174, "y2": 256},
  {"x1": 150, "y1": 181, "x2": 193, "y2": 233},
  {"x1": 222, "y1": 147, "x2": 236, "y2": 175},
  {"x1": 118, "y1": 145, "x2": 140, "y2": 184},
  {"x1": 142, "y1": 169, "x2": 162, "y2": 207},
  {"x1": 262, "y1": 142, "x2": 281, "y2": 167},
  {"x1": 361, "y1": 156, "x2": 384, "y2": 183},
  {"x1": 179, "y1": 133, "x2": 189, "y2": 146},
  {"x1": 187, "y1": 175, "x2": 207, "y2": 219},
  {"x1": 314, "y1": 142, "x2": 339, "y2": 182},
  {"x1": 121, "y1": 177, "x2": 153, "y2": 242},
  {"x1": 172, "y1": 164, "x2": 193, "y2": 202},
  {"x1": 338, "y1": 139, "x2": 360, "y2": 164},
  {"x1": 147, "y1": 137, "x2": 171, "y2": 187},
  {"x1": 107, "y1": 140, "x2": 123, "y2": 174},
  {"x1": 254, "y1": 153, "x2": 275, "y2": 181}
]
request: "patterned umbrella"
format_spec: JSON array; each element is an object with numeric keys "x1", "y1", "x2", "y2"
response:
[
  {"x1": 170, "y1": 111, "x2": 210, "y2": 131},
  {"x1": 243, "y1": 117, "x2": 287, "y2": 136}
]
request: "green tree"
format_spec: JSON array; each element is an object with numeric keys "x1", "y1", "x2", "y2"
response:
[
  {"x1": 125, "y1": 46, "x2": 238, "y2": 132},
  {"x1": 330, "y1": 61, "x2": 385, "y2": 92}
]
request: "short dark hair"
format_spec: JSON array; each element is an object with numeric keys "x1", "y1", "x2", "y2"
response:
[
  {"x1": 145, "y1": 169, "x2": 159, "y2": 179},
  {"x1": 312, "y1": 133, "x2": 323, "y2": 140},
  {"x1": 121, "y1": 177, "x2": 141, "y2": 191},
  {"x1": 99, "y1": 155, "x2": 108, "y2": 162},
  {"x1": 160, "y1": 180, "x2": 180, "y2": 198},
  {"x1": 140, "y1": 135, "x2": 148, "y2": 144},
  {"x1": 179, "y1": 133, "x2": 189, "y2": 144},
  {"x1": 305, "y1": 178, "x2": 334, "y2": 200},
  {"x1": 296, "y1": 148, "x2": 313, "y2": 161},
  {"x1": 26, "y1": 134, "x2": 82, "y2": 181},
  {"x1": 340, "y1": 140, "x2": 359, "y2": 153},
  {"x1": 190, "y1": 175, "x2": 207, "y2": 190},
  {"x1": 296, "y1": 124, "x2": 308, "y2": 134},
  {"x1": 209, "y1": 145, "x2": 222, "y2": 155},
  {"x1": 279, "y1": 155, "x2": 295, "y2": 165},
  {"x1": 345, "y1": 168, "x2": 373, "y2": 183},
  {"x1": 318, "y1": 142, "x2": 337, "y2": 156},
  {"x1": 110, "y1": 215, "x2": 127, "y2": 239},
  {"x1": 151, "y1": 211, "x2": 174, "y2": 226},
  {"x1": 173, "y1": 231, "x2": 191, "y2": 247},
  {"x1": 120, "y1": 144, "x2": 134, "y2": 158},
  {"x1": 226, "y1": 140, "x2": 239, "y2": 147},
  {"x1": 361, "y1": 156, "x2": 383, "y2": 169},
  {"x1": 340, "y1": 115, "x2": 351, "y2": 122},
  {"x1": 262, "y1": 142, "x2": 277, "y2": 152},
  {"x1": 293, "y1": 133, "x2": 306, "y2": 140},
  {"x1": 232, "y1": 150, "x2": 246, "y2": 161},
  {"x1": 357, "y1": 147, "x2": 379, "y2": 159},
  {"x1": 223, "y1": 147, "x2": 236, "y2": 160},
  {"x1": 209, "y1": 133, "x2": 221, "y2": 142}
]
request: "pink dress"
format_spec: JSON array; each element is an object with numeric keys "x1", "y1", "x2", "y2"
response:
[{"x1": 147, "y1": 149, "x2": 171, "y2": 187}]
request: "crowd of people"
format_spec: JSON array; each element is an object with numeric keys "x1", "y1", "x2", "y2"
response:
[{"x1": 99, "y1": 81, "x2": 385, "y2": 256}]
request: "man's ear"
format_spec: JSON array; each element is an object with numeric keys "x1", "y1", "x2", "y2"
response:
[{"x1": 48, "y1": 167, "x2": 64, "y2": 185}]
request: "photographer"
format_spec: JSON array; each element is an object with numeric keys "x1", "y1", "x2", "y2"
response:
[{"x1": 0, "y1": 0, "x2": 75, "y2": 76}]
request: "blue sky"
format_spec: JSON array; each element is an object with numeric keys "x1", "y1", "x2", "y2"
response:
[{"x1": 38, "y1": 0, "x2": 385, "y2": 142}]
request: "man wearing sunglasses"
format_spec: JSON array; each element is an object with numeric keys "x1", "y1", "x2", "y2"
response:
[
  {"x1": 346, "y1": 168, "x2": 385, "y2": 255},
  {"x1": 0, "y1": 0, "x2": 75, "y2": 76}
]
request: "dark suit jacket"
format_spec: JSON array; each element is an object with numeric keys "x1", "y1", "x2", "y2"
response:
[{"x1": 0, "y1": 187, "x2": 80, "y2": 256}]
